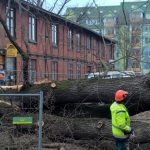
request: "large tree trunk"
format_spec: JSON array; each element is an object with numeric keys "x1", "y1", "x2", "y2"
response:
[
  {"x1": 24, "y1": 75, "x2": 149, "y2": 104},
  {"x1": 0, "y1": 5, "x2": 30, "y2": 87},
  {"x1": 53, "y1": 76, "x2": 150, "y2": 105},
  {"x1": 1, "y1": 111, "x2": 150, "y2": 149},
  {"x1": 42, "y1": 114, "x2": 150, "y2": 143},
  {"x1": 22, "y1": 74, "x2": 150, "y2": 115},
  {"x1": 0, "y1": 98, "x2": 150, "y2": 150}
]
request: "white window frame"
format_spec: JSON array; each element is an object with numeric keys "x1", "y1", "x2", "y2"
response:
[
  {"x1": 76, "y1": 33, "x2": 81, "y2": 51},
  {"x1": 76, "y1": 64, "x2": 81, "y2": 79},
  {"x1": 145, "y1": 12, "x2": 150, "y2": 19},
  {"x1": 6, "y1": 7, "x2": 15, "y2": 37},
  {"x1": 51, "y1": 61, "x2": 58, "y2": 80},
  {"x1": 29, "y1": 16, "x2": 37, "y2": 42},
  {"x1": 29, "y1": 59, "x2": 37, "y2": 82},
  {"x1": 86, "y1": 36, "x2": 92, "y2": 49},
  {"x1": 68, "y1": 63, "x2": 73, "y2": 79},
  {"x1": 67, "y1": 29, "x2": 73, "y2": 50},
  {"x1": 52, "y1": 24, "x2": 58, "y2": 47}
]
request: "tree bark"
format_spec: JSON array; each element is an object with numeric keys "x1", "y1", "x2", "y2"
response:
[
  {"x1": 53, "y1": 76, "x2": 150, "y2": 105},
  {"x1": 0, "y1": 4, "x2": 30, "y2": 87},
  {"x1": 23, "y1": 75, "x2": 150, "y2": 115},
  {"x1": 2, "y1": 112, "x2": 149, "y2": 144},
  {"x1": 0, "y1": 101, "x2": 150, "y2": 150},
  {"x1": 41, "y1": 114, "x2": 150, "y2": 144}
]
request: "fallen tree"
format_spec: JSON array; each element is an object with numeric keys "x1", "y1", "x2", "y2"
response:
[
  {"x1": 0, "y1": 109, "x2": 150, "y2": 150},
  {"x1": 20, "y1": 74, "x2": 150, "y2": 116},
  {"x1": 1, "y1": 75, "x2": 150, "y2": 149}
]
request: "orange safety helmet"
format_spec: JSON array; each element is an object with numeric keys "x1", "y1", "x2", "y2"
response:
[{"x1": 115, "y1": 90, "x2": 128, "y2": 102}]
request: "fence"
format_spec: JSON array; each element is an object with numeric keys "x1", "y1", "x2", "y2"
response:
[
  {"x1": 0, "y1": 69, "x2": 137, "y2": 86},
  {"x1": 1, "y1": 70, "x2": 88, "y2": 86},
  {"x1": 0, "y1": 91, "x2": 43, "y2": 150}
]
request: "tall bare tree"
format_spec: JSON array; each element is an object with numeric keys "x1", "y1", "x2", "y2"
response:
[
  {"x1": 0, "y1": 1, "x2": 31, "y2": 87},
  {"x1": 0, "y1": 0, "x2": 71, "y2": 87}
]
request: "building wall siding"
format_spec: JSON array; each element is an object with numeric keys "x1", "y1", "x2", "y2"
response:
[{"x1": 0, "y1": 0, "x2": 115, "y2": 84}]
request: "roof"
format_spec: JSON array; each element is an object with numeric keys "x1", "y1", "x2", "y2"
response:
[{"x1": 11, "y1": 0, "x2": 115, "y2": 44}]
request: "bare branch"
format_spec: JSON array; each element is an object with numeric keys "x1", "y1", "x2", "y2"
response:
[
  {"x1": 50, "y1": 0, "x2": 59, "y2": 12},
  {"x1": 57, "y1": 0, "x2": 71, "y2": 15}
]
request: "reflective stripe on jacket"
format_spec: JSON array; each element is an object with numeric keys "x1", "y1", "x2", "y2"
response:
[{"x1": 110, "y1": 102, "x2": 131, "y2": 140}]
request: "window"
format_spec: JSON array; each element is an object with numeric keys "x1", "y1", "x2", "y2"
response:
[
  {"x1": 6, "y1": 7, "x2": 15, "y2": 37},
  {"x1": 131, "y1": 25, "x2": 142, "y2": 35},
  {"x1": 85, "y1": 19, "x2": 99, "y2": 25},
  {"x1": 67, "y1": 29, "x2": 73, "y2": 50},
  {"x1": 129, "y1": 12, "x2": 143, "y2": 23},
  {"x1": 132, "y1": 61, "x2": 140, "y2": 69},
  {"x1": 76, "y1": 33, "x2": 81, "y2": 51},
  {"x1": 51, "y1": 61, "x2": 58, "y2": 80},
  {"x1": 52, "y1": 24, "x2": 58, "y2": 47},
  {"x1": 132, "y1": 36, "x2": 141, "y2": 48},
  {"x1": 0, "y1": 56, "x2": 5, "y2": 70},
  {"x1": 133, "y1": 49, "x2": 140, "y2": 56},
  {"x1": 87, "y1": 66, "x2": 92, "y2": 73},
  {"x1": 6, "y1": 57, "x2": 16, "y2": 71},
  {"x1": 104, "y1": 27, "x2": 115, "y2": 36},
  {"x1": 103, "y1": 17, "x2": 116, "y2": 27},
  {"x1": 145, "y1": 37, "x2": 150, "y2": 44},
  {"x1": 6, "y1": 57, "x2": 16, "y2": 84},
  {"x1": 96, "y1": 40, "x2": 100, "y2": 57},
  {"x1": 86, "y1": 36, "x2": 92, "y2": 49},
  {"x1": 68, "y1": 63, "x2": 73, "y2": 79},
  {"x1": 29, "y1": 59, "x2": 36, "y2": 82},
  {"x1": 101, "y1": 49, "x2": 105, "y2": 58},
  {"x1": 110, "y1": 47, "x2": 114, "y2": 60},
  {"x1": 80, "y1": 11, "x2": 83, "y2": 15},
  {"x1": 87, "y1": 11, "x2": 91, "y2": 15},
  {"x1": 143, "y1": 25, "x2": 150, "y2": 32},
  {"x1": 144, "y1": 62, "x2": 150, "y2": 69},
  {"x1": 145, "y1": 12, "x2": 150, "y2": 19},
  {"x1": 29, "y1": 16, "x2": 37, "y2": 42},
  {"x1": 76, "y1": 64, "x2": 81, "y2": 79},
  {"x1": 100, "y1": 44, "x2": 105, "y2": 58}
]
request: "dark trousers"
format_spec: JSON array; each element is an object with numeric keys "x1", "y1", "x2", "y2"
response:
[
  {"x1": 115, "y1": 141, "x2": 129, "y2": 150},
  {"x1": 0, "y1": 80, "x2": 5, "y2": 85}
]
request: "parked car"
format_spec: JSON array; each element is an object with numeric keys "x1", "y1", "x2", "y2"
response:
[
  {"x1": 85, "y1": 70, "x2": 136, "y2": 80},
  {"x1": 103, "y1": 71, "x2": 123, "y2": 79},
  {"x1": 121, "y1": 71, "x2": 136, "y2": 78},
  {"x1": 85, "y1": 72, "x2": 104, "y2": 79}
]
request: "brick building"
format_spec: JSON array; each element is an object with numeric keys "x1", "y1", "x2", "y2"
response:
[{"x1": 0, "y1": 0, "x2": 115, "y2": 84}]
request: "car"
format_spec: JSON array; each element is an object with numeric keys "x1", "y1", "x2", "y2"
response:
[
  {"x1": 85, "y1": 70, "x2": 135, "y2": 80},
  {"x1": 85, "y1": 73, "x2": 94, "y2": 79},
  {"x1": 104, "y1": 71, "x2": 123, "y2": 79},
  {"x1": 121, "y1": 71, "x2": 136, "y2": 78},
  {"x1": 85, "y1": 72, "x2": 104, "y2": 79}
]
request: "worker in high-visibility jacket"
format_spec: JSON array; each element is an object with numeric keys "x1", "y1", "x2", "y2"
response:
[{"x1": 110, "y1": 90, "x2": 134, "y2": 150}]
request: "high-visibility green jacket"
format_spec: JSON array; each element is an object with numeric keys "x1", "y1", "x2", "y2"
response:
[{"x1": 110, "y1": 102, "x2": 131, "y2": 140}]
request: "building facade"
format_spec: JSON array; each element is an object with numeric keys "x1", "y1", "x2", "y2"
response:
[
  {"x1": 65, "y1": 1, "x2": 150, "y2": 75},
  {"x1": 0, "y1": 0, "x2": 115, "y2": 85}
]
